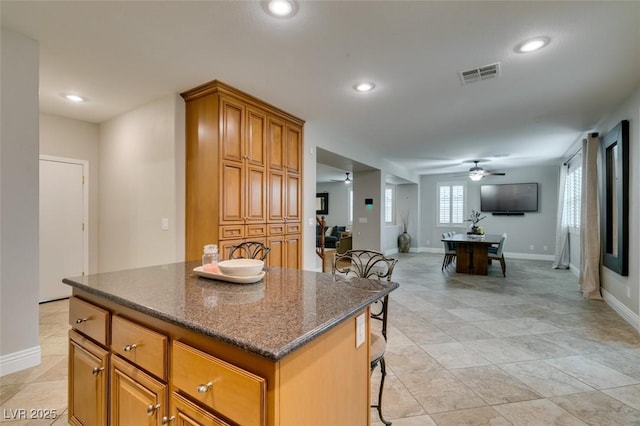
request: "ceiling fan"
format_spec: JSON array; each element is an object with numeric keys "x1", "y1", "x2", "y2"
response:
[
  {"x1": 331, "y1": 172, "x2": 352, "y2": 184},
  {"x1": 468, "y1": 161, "x2": 505, "y2": 181}
]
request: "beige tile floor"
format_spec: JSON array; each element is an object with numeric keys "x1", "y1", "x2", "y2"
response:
[{"x1": 2, "y1": 253, "x2": 640, "y2": 425}]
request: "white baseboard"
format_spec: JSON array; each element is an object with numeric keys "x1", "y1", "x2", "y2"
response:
[
  {"x1": 417, "y1": 247, "x2": 444, "y2": 254},
  {"x1": 0, "y1": 346, "x2": 41, "y2": 377},
  {"x1": 504, "y1": 252, "x2": 554, "y2": 261},
  {"x1": 602, "y1": 289, "x2": 640, "y2": 333}
]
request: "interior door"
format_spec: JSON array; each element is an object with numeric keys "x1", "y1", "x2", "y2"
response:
[{"x1": 39, "y1": 157, "x2": 86, "y2": 302}]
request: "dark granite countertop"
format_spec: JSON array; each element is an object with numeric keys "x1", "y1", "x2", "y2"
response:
[{"x1": 63, "y1": 261, "x2": 398, "y2": 361}]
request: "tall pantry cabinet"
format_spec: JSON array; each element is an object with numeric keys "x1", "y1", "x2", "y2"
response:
[{"x1": 181, "y1": 80, "x2": 304, "y2": 268}]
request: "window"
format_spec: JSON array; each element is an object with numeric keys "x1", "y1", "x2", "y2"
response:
[
  {"x1": 384, "y1": 186, "x2": 394, "y2": 224},
  {"x1": 438, "y1": 182, "x2": 465, "y2": 226},
  {"x1": 564, "y1": 164, "x2": 582, "y2": 231}
]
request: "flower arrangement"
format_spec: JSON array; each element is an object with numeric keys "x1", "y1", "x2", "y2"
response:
[
  {"x1": 400, "y1": 211, "x2": 409, "y2": 233},
  {"x1": 465, "y1": 210, "x2": 486, "y2": 234}
]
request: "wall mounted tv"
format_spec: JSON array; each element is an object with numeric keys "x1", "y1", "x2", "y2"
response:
[{"x1": 480, "y1": 183, "x2": 538, "y2": 213}]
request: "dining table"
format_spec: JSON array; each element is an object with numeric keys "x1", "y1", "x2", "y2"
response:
[{"x1": 441, "y1": 233, "x2": 503, "y2": 275}]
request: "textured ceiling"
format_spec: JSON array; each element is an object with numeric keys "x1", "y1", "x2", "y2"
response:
[{"x1": 2, "y1": 1, "x2": 639, "y2": 180}]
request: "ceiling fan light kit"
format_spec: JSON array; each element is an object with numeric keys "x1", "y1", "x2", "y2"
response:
[
  {"x1": 331, "y1": 172, "x2": 351, "y2": 184},
  {"x1": 467, "y1": 161, "x2": 505, "y2": 181}
]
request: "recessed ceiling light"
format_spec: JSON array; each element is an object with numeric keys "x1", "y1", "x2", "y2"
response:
[
  {"x1": 266, "y1": 0, "x2": 295, "y2": 17},
  {"x1": 353, "y1": 81, "x2": 376, "y2": 92},
  {"x1": 61, "y1": 93, "x2": 87, "y2": 103},
  {"x1": 515, "y1": 37, "x2": 550, "y2": 53}
]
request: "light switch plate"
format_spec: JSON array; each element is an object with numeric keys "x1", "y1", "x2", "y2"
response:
[
  {"x1": 356, "y1": 313, "x2": 366, "y2": 348},
  {"x1": 161, "y1": 218, "x2": 169, "y2": 231}
]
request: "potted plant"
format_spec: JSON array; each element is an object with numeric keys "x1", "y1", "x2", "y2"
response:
[
  {"x1": 398, "y1": 211, "x2": 411, "y2": 253},
  {"x1": 465, "y1": 210, "x2": 486, "y2": 235}
]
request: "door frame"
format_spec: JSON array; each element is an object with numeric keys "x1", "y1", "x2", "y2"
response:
[{"x1": 39, "y1": 155, "x2": 89, "y2": 279}]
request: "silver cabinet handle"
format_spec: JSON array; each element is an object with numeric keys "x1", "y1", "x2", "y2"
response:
[
  {"x1": 75, "y1": 317, "x2": 89, "y2": 324},
  {"x1": 196, "y1": 382, "x2": 213, "y2": 393},
  {"x1": 146, "y1": 404, "x2": 160, "y2": 416},
  {"x1": 91, "y1": 366, "x2": 104, "y2": 375},
  {"x1": 123, "y1": 344, "x2": 138, "y2": 352},
  {"x1": 162, "y1": 416, "x2": 176, "y2": 424}
]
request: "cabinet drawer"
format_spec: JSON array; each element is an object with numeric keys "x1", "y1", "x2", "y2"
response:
[
  {"x1": 285, "y1": 222, "x2": 301, "y2": 234},
  {"x1": 267, "y1": 223, "x2": 285, "y2": 236},
  {"x1": 246, "y1": 224, "x2": 267, "y2": 238},
  {"x1": 171, "y1": 392, "x2": 230, "y2": 426},
  {"x1": 172, "y1": 341, "x2": 266, "y2": 426},
  {"x1": 220, "y1": 225, "x2": 244, "y2": 239},
  {"x1": 112, "y1": 316, "x2": 167, "y2": 381},
  {"x1": 69, "y1": 297, "x2": 109, "y2": 346}
]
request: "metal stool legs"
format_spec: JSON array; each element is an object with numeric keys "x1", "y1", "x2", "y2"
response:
[{"x1": 372, "y1": 356, "x2": 392, "y2": 425}]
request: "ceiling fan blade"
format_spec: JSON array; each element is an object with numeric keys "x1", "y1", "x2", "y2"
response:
[
  {"x1": 484, "y1": 172, "x2": 506, "y2": 176},
  {"x1": 331, "y1": 172, "x2": 351, "y2": 183}
]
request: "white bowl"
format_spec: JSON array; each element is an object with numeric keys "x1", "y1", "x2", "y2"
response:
[{"x1": 217, "y1": 259, "x2": 264, "y2": 277}]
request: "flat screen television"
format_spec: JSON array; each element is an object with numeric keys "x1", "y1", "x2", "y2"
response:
[{"x1": 480, "y1": 183, "x2": 538, "y2": 213}]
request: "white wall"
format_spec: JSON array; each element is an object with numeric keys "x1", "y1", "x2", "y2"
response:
[
  {"x1": 0, "y1": 28, "x2": 41, "y2": 375},
  {"x1": 419, "y1": 165, "x2": 559, "y2": 258},
  {"x1": 97, "y1": 95, "x2": 185, "y2": 272},
  {"x1": 40, "y1": 113, "x2": 100, "y2": 273},
  {"x1": 315, "y1": 182, "x2": 350, "y2": 226},
  {"x1": 598, "y1": 88, "x2": 640, "y2": 319},
  {"x1": 351, "y1": 170, "x2": 383, "y2": 251}
]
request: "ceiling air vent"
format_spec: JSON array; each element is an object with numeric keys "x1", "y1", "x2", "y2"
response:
[{"x1": 459, "y1": 62, "x2": 500, "y2": 85}]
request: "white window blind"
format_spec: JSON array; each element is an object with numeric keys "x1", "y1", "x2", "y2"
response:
[
  {"x1": 438, "y1": 182, "x2": 465, "y2": 226},
  {"x1": 564, "y1": 165, "x2": 582, "y2": 229}
]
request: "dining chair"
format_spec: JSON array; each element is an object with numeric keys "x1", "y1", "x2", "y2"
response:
[
  {"x1": 441, "y1": 232, "x2": 456, "y2": 270},
  {"x1": 228, "y1": 241, "x2": 271, "y2": 261},
  {"x1": 488, "y1": 233, "x2": 507, "y2": 276},
  {"x1": 332, "y1": 249, "x2": 398, "y2": 426}
]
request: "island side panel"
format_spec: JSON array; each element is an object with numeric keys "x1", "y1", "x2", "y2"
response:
[{"x1": 278, "y1": 308, "x2": 370, "y2": 425}]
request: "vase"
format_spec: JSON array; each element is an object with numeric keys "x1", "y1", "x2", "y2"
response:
[{"x1": 398, "y1": 232, "x2": 411, "y2": 253}]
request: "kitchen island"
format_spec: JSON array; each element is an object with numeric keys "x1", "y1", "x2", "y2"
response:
[{"x1": 63, "y1": 261, "x2": 398, "y2": 425}]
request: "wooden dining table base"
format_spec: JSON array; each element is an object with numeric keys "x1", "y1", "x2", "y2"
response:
[{"x1": 456, "y1": 243, "x2": 489, "y2": 275}]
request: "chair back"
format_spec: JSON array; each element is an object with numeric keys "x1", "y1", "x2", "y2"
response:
[
  {"x1": 332, "y1": 249, "x2": 397, "y2": 282},
  {"x1": 494, "y1": 233, "x2": 507, "y2": 257},
  {"x1": 228, "y1": 241, "x2": 271, "y2": 261},
  {"x1": 441, "y1": 233, "x2": 450, "y2": 252},
  {"x1": 443, "y1": 232, "x2": 456, "y2": 251},
  {"x1": 332, "y1": 250, "x2": 397, "y2": 341}
]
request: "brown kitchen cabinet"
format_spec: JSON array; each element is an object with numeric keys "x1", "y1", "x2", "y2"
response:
[
  {"x1": 110, "y1": 355, "x2": 167, "y2": 426},
  {"x1": 68, "y1": 330, "x2": 108, "y2": 426},
  {"x1": 182, "y1": 81, "x2": 304, "y2": 263}
]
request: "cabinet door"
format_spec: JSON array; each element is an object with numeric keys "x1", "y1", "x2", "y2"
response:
[
  {"x1": 220, "y1": 98, "x2": 244, "y2": 163},
  {"x1": 246, "y1": 107, "x2": 266, "y2": 168},
  {"x1": 285, "y1": 234, "x2": 301, "y2": 269},
  {"x1": 285, "y1": 124, "x2": 302, "y2": 174},
  {"x1": 69, "y1": 331, "x2": 108, "y2": 426},
  {"x1": 267, "y1": 117, "x2": 285, "y2": 170},
  {"x1": 285, "y1": 173, "x2": 301, "y2": 221},
  {"x1": 267, "y1": 169, "x2": 285, "y2": 223},
  {"x1": 110, "y1": 355, "x2": 167, "y2": 426},
  {"x1": 245, "y1": 165, "x2": 267, "y2": 223},
  {"x1": 266, "y1": 236, "x2": 284, "y2": 268},
  {"x1": 169, "y1": 392, "x2": 230, "y2": 426},
  {"x1": 220, "y1": 161, "x2": 244, "y2": 224}
]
